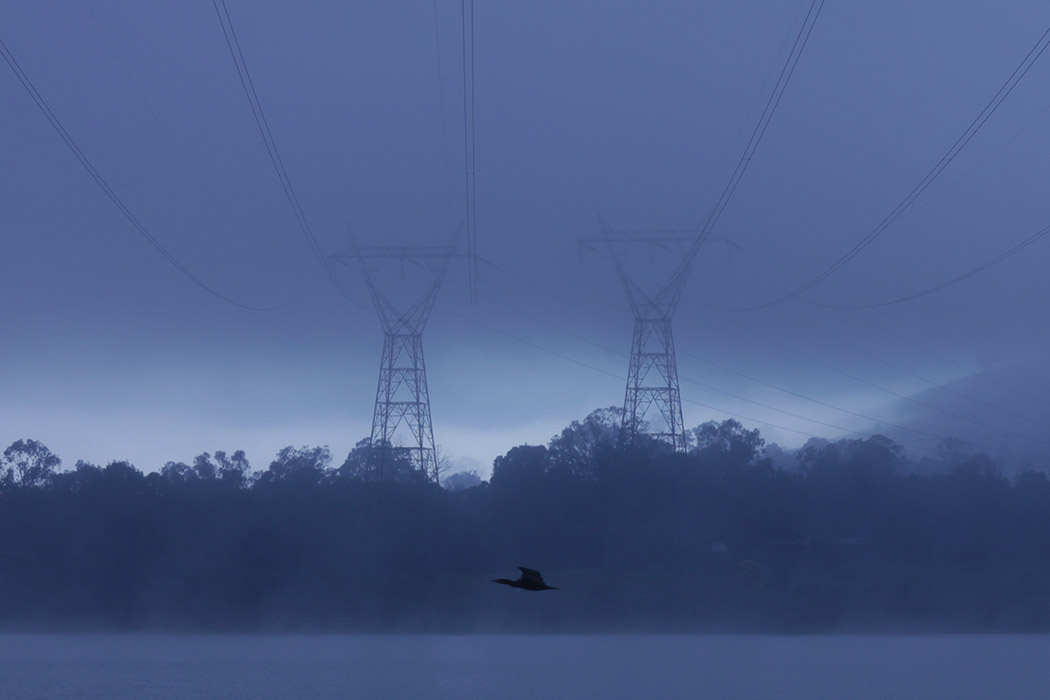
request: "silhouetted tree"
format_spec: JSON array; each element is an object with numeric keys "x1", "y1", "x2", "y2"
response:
[
  {"x1": 491, "y1": 444, "x2": 550, "y2": 489},
  {"x1": 2, "y1": 408, "x2": 1049, "y2": 632},
  {"x1": 443, "y1": 470, "x2": 482, "y2": 492},
  {"x1": 214, "y1": 449, "x2": 251, "y2": 489},
  {"x1": 335, "y1": 438, "x2": 424, "y2": 484},
  {"x1": 1, "y1": 439, "x2": 60, "y2": 488},
  {"x1": 161, "y1": 461, "x2": 195, "y2": 484},
  {"x1": 690, "y1": 419, "x2": 766, "y2": 470},
  {"x1": 192, "y1": 452, "x2": 218, "y2": 480},
  {"x1": 950, "y1": 452, "x2": 1002, "y2": 484},
  {"x1": 335, "y1": 438, "x2": 372, "y2": 481},
  {"x1": 798, "y1": 434, "x2": 906, "y2": 477},
  {"x1": 257, "y1": 445, "x2": 331, "y2": 488},
  {"x1": 547, "y1": 406, "x2": 623, "y2": 478}
]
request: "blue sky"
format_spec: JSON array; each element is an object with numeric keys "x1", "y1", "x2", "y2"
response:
[{"x1": 4, "y1": 1, "x2": 1050, "y2": 476}]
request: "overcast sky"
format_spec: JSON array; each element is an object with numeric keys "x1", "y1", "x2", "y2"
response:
[{"x1": 4, "y1": 1, "x2": 1050, "y2": 476}]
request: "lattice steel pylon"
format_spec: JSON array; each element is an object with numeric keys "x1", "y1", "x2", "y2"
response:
[
  {"x1": 333, "y1": 245, "x2": 456, "y2": 482},
  {"x1": 581, "y1": 232, "x2": 693, "y2": 452}
]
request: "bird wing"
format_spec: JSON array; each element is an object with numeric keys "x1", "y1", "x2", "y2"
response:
[{"x1": 518, "y1": 567, "x2": 545, "y2": 583}]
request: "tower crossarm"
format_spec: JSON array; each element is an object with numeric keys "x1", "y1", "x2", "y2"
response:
[
  {"x1": 331, "y1": 244, "x2": 460, "y2": 334},
  {"x1": 578, "y1": 232, "x2": 696, "y2": 320}
]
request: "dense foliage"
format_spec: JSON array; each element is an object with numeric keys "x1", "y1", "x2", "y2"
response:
[{"x1": 2, "y1": 411, "x2": 1050, "y2": 632}]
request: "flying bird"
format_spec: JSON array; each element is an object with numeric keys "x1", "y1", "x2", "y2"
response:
[{"x1": 491, "y1": 567, "x2": 558, "y2": 591}]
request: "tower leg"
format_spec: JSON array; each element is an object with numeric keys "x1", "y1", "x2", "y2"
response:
[
  {"x1": 370, "y1": 332, "x2": 438, "y2": 482},
  {"x1": 623, "y1": 317, "x2": 686, "y2": 451}
]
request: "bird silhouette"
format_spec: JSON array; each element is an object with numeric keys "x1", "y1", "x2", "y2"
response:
[{"x1": 491, "y1": 567, "x2": 558, "y2": 591}]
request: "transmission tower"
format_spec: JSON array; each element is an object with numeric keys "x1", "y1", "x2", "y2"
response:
[
  {"x1": 581, "y1": 232, "x2": 694, "y2": 451},
  {"x1": 333, "y1": 245, "x2": 456, "y2": 482}
]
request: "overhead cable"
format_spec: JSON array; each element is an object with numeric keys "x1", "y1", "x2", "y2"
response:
[
  {"x1": 210, "y1": 0, "x2": 365, "y2": 308},
  {"x1": 883, "y1": 324, "x2": 1050, "y2": 413},
  {"x1": 0, "y1": 35, "x2": 264, "y2": 311},
  {"x1": 657, "y1": 0, "x2": 826, "y2": 307},
  {"x1": 702, "y1": 305, "x2": 1050, "y2": 448},
  {"x1": 482, "y1": 256, "x2": 1048, "y2": 460},
  {"x1": 461, "y1": 0, "x2": 478, "y2": 301},
  {"x1": 749, "y1": 21, "x2": 1050, "y2": 309},
  {"x1": 811, "y1": 221, "x2": 1050, "y2": 308},
  {"x1": 475, "y1": 260, "x2": 1024, "y2": 459}
]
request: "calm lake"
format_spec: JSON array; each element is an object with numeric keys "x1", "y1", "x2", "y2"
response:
[{"x1": 0, "y1": 633, "x2": 1047, "y2": 699}]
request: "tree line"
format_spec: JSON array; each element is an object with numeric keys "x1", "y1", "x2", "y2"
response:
[{"x1": 2, "y1": 408, "x2": 1050, "y2": 632}]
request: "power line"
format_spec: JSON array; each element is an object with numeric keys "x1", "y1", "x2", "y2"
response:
[
  {"x1": 748, "y1": 21, "x2": 1050, "y2": 309},
  {"x1": 702, "y1": 305, "x2": 1050, "y2": 450},
  {"x1": 453, "y1": 305, "x2": 829, "y2": 443},
  {"x1": 476, "y1": 262, "x2": 967, "y2": 456},
  {"x1": 703, "y1": 234, "x2": 1050, "y2": 429},
  {"x1": 879, "y1": 324, "x2": 1050, "y2": 414},
  {"x1": 480, "y1": 256, "x2": 1045, "y2": 461},
  {"x1": 781, "y1": 307, "x2": 1050, "y2": 433},
  {"x1": 476, "y1": 287, "x2": 862, "y2": 437},
  {"x1": 431, "y1": 0, "x2": 456, "y2": 227},
  {"x1": 453, "y1": 307, "x2": 623, "y2": 383},
  {"x1": 461, "y1": 0, "x2": 478, "y2": 302},
  {"x1": 881, "y1": 100, "x2": 1050, "y2": 225},
  {"x1": 0, "y1": 35, "x2": 264, "y2": 311},
  {"x1": 83, "y1": 0, "x2": 273, "y2": 288},
  {"x1": 809, "y1": 220, "x2": 1050, "y2": 309},
  {"x1": 658, "y1": 0, "x2": 825, "y2": 307},
  {"x1": 682, "y1": 0, "x2": 812, "y2": 228},
  {"x1": 464, "y1": 289, "x2": 955, "y2": 460},
  {"x1": 210, "y1": 0, "x2": 364, "y2": 308},
  {"x1": 700, "y1": 228, "x2": 1050, "y2": 437}
]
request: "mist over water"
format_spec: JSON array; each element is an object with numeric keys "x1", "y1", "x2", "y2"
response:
[{"x1": 2, "y1": 634, "x2": 1048, "y2": 700}]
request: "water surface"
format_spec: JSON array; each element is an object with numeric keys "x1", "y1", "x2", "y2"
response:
[{"x1": 1, "y1": 633, "x2": 1047, "y2": 699}]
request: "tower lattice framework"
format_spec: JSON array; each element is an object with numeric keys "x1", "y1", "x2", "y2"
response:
[
  {"x1": 583, "y1": 232, "x2": 693, "y2": 451},
  {"x1": 334, "y1": 246, "x2": 455, "y2": 482},
  {"x1": 624, "y1": 314, "x2": 686, "y2": 451}
]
